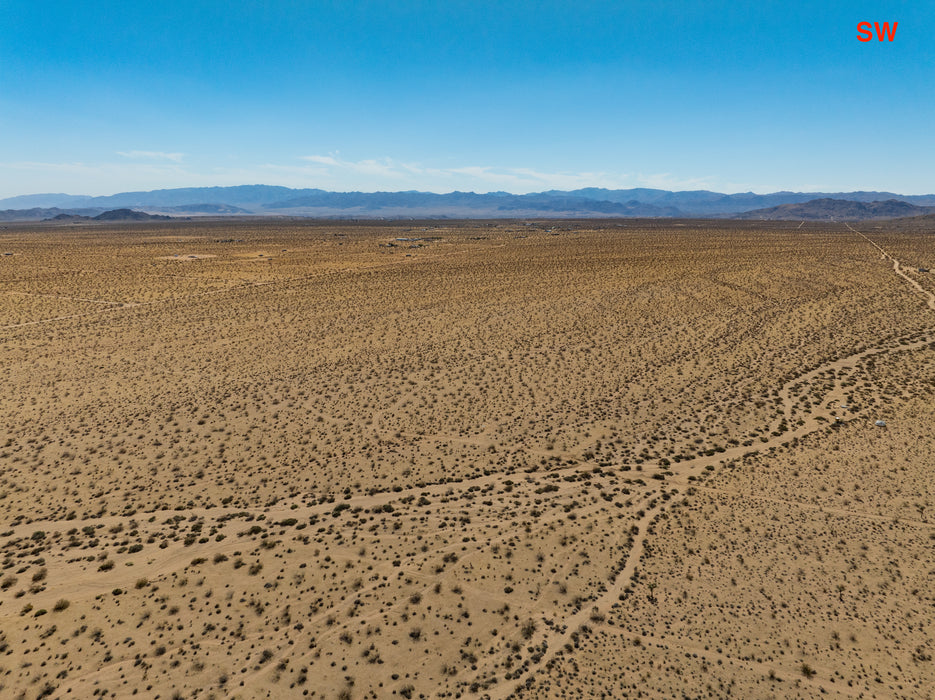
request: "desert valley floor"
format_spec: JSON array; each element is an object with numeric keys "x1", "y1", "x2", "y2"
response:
[{"x1": 0, "y1": 218, "x2": 933, "y2": 699}]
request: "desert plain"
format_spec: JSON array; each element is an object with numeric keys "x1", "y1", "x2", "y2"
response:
[{"x1": 0, "y1": 218, "x2": 933, "y2": 699}]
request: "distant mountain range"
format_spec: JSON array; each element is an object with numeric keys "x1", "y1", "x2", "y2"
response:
[{"x1": 3, "y1": 186, "x2": 935, "y2": 220}]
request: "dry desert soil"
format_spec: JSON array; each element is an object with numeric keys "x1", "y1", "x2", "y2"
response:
[{"x1": 0, "y1": 218, "x2": 933, "y2": 699}]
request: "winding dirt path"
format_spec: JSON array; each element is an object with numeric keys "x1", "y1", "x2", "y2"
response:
[{"x1": 846, "y1": 223, "x2": 935, "y2": 311}]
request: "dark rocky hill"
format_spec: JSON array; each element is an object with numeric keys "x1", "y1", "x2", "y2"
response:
[
  {"x1": 733, "y1": 198, "x2": 935, "y2": 221},
  {"x1": 92, "y1": 209, "x2": 173, "y2": 221}
]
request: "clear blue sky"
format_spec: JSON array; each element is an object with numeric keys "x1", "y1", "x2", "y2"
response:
[{"x1": 1, "y1": 1, "x2": 931, "y2": 197}]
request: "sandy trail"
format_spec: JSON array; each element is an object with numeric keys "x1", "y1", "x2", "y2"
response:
[
  {"x1": 4, "y1": 290, "x2": 125, "y2": 305},
  {"x1": 846, "y1": 222, "x2": 935, "y2": 311}
]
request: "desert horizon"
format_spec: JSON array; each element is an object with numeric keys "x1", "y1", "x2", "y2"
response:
[{"x1": 5, "y1": 1, "x2": 933, "y2": 696}]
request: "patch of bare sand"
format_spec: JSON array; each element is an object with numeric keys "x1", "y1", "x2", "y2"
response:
[{"x1": 157, "y1": 253, "x2": 218, "y2": 260}]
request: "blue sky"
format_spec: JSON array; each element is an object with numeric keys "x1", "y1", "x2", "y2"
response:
[{"x1": 0, "y1": 1, "x2": 931, "y2": 197}]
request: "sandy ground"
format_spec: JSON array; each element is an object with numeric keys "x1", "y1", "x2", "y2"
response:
[{"x1": 0, "y1": 219, "x2": 932, "y2": 699}]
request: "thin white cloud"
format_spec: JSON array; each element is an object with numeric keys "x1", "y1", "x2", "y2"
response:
[
  {"x1": 297, "y1": 156, "x2": 638, "y2": 192},
  {"x1": 0, "y1": 160, "x2": 245, "y2": 197},
  {"x1": 301, "y1": 155, "x2": 409, "y2": 180},
  {"x1": 301, "y1": 155, "x2": 339, "y2": 166},
  {"x1": 290, "y1": 157, "x2": 783, "y2": 194},
  {"x1": 0, "y1": 155, "x2": 779, "y2": 199},
  {"x1": 116, "y1": 150, "x2": 185, "y2": 162},
  {"x1": 634, "y1": 172, "x2": 717, "y2": 191}
]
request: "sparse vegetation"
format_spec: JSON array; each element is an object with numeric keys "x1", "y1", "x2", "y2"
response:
[{"x1": 0, "y1": 219, "x2": 931, "y2": 698}]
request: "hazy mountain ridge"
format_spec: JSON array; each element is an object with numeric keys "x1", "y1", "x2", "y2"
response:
[
  {"x1": 0, "y1": 185, "x2": 300, "y2": 210},
  {"x1": 549, "y1": 188, "x2": 935, "y2": 214},
  {"x1": 733, "y1": 198, "x2": 935, "y2": 221},
  {"x1": 0, "y1": 208, "x2": 180, "y2": 223},
  {"x1": 158, "y1": 203, "x2": 252, "y2": 214},
  {"x1": 3, "y1": 186, "x2": 935, "y2": 220},
  {"x1": 263, "y1": 190, "x2": 683, "y2": 217}
]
